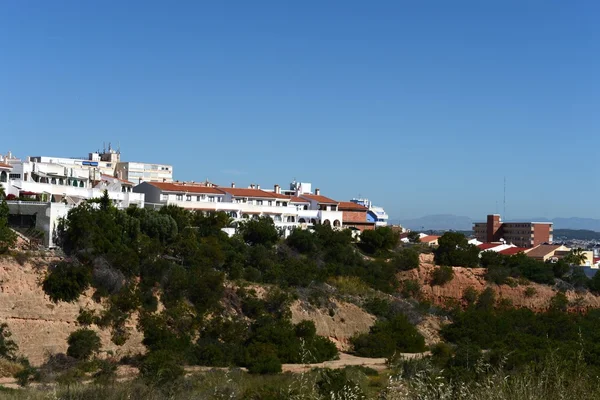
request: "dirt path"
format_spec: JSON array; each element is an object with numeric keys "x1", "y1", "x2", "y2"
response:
[{"x1": 0, "y1": 352, "x2": 430, "y2": 389}]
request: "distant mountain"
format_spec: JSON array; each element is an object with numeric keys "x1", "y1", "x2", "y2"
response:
[
  {"x1": 395, "y1": 215, "x2": 600, "y2": 232},
  {"x1": 397, "y1": 214, "x2": 474, "y2": 231}
]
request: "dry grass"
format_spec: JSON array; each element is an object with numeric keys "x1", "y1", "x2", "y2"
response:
[{"x1": 0, "y1": 358, "x2": 23, "y2": 378}]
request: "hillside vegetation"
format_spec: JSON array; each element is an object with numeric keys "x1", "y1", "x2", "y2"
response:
[{"x1": 5, "y1": 189, "x2": 600, "y2": 398}]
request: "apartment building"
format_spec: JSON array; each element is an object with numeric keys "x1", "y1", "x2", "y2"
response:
[
  {"x1": 350, "y1": 198, "x2": 389, "y2": 227},
  {"x1": 473, "y1": 214, "x2": 553, "y2": 248},
  {"x1": 115, "y1": 161, "x2": 173, "y2": 184}
]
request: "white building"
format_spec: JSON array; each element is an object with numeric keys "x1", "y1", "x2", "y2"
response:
[
  {"x1": 134, "y1": 181, "x2": 347, "y2": 236},
  {"x1": 115, "y1": 161, "x2": 173, "y2": 184}
]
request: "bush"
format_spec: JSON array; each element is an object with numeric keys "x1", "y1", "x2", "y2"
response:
[
  {"x1": 67, "y1": 329, "x2": 101, "y2": 360},
  {"x1": 351, "y1": 315, "x2": 426, "y2": 357},
  {"x1": 140, "y1": 350, "x2": 185, "y2": 385},
  {"x1": 431, "y1": 266, "x2": 454, "y2": 286},
  {"x1": 393, "y1": 247, "x2": 420, "y2": 271},
  {"x1": 401, "y1": 280, "x2": 421, "y2": 298},
  {"x1": 316, "y1": 369, "x2": 366, "y2": 399},
  {"x1": 358, "y1": 227, "x2": 399, "y2": 255},
  {"x1": 462, "y1": 287, "x2": 478, "y2": 305},
  {"x1": 524, "y1": 286, "x2": 537, "y2": 297},
  {"x1": 0, "y1": 323, "x2": 17, "y2": 360},
  {"x1": 245, "y1": 343, "x2": 282, "y2": 374},
  {"x1": 42, "y1": 262, "x2": 91, "y2": 303},
  {"x1": 328, "y1": 276, "x2": 370, "y2": 296}
]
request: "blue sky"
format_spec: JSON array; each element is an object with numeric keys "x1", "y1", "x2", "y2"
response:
[{"x1": 1, "y1": 1, "x2": 598, "y2": 220}]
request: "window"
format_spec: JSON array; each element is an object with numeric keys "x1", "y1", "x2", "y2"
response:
[
  {"x1": 196, "y1": 196, "x2": 201, "y2": 201},
  {"x1": 9, "y1": 173, "x2": 21, "y2": 179},
  {"x1": 209, "y1": 196, "x2": 215, "y2": 202},
  {"x1": 282, "y1": 202, "x2": 287, "y2": 207},
  {"x1": 217, "y1": 197, "x2": 222, "y2": 202},
  {"x1": 257, "y1": 200, "x2": 263, "y2": 205},
  {"x1": 162, "y1": 194, "x2": 168, "y2": 201},
  {"x1": 186, "y1": 195, "x2": 191, "y2": 201},
  {"x1": 268, "y1": 201, "x2": 273, "y2": 206},
  {"x1": 176, "y1": 194, "x2": 183, "y2": 201}
]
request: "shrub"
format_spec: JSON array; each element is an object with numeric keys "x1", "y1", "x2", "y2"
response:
[
  {"x1": 42, "y1": 262, "x2": 91, "y2": 303},
  {"x1": 77, "y1": 308, "x2": 96, "y2": 326},
  {"x1": 0, "y1": 323, "x2": 17, "y2": 360},
  {"x1": 351, "y1": 315, "x2": 426, "y2": 357},
  {"x1": 245, "y1": 343, "x2": 282, "y2": 374},
  {"x1": 328, "y1": 276, "x2": 370, "y2": 296},
  {"x1": 316, "y1": 368, "x2": 366, "y2": 399},
  {"x1": 140, "y1": 350, "x2": 185, "y2": 385},
  {"x1": 431, "y1": 266, "x2": 454, "y2": 286},
  {"x1": 66, "y1": 329, "x2": 101, "y2": 360},
  {"x1": 524, "y1": 286, "x2": 537, "y2": 297},
  {"x1": 476, "y1": 288, "x2": 496, "y2": 311},
  {"x1": 363, "y1": 298, "x2": 392, "y2": 319},
  {"x1": 462, "y1": 287, "x2": 478, "y2": 305},
  {"x1": 358, "y1": 227, "x2": 399, "y2": 255},
  {"x1": 393, "y1": 247, "x2": 420, "y2": 271},
  {"x1": 401, "y1": 279, "x2": 421, "y2": 298},
  {"x1": 13, "y1": 252, "x2": 30, "y2": 266}
]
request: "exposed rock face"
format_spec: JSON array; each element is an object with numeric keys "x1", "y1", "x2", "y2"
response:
[
  {"x1": 399, "y1": 254, "x2": 600, "y2": 311},
  {"x1": 290, "y1": 299, "x2": 376, "y2": 351},
  {"x1": 0, "y1": 256, "x2": 144, "y2": 366}
]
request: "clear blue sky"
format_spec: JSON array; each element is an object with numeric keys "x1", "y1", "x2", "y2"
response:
[{"x1": 1, "y1": 1, "x2": 598, "y2": 220}]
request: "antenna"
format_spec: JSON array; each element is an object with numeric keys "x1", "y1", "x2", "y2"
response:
[{"x1": 503, "y1": 177, "x2": 506, "y2": 220}]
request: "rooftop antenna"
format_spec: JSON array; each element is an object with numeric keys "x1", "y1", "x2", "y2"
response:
[{"x1": 503, "y1": 176, "x2": 507, "y2": 221}]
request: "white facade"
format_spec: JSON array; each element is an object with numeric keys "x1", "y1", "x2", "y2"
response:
[
  {"x1": 350, "y1": 198, "x2": 389, "y2": 227},
  {"x1": 115, "y1": 161, "x2": 173, "y2": 184},
  {"x1": 134, "y1": 182, "x2": 348, "y2": 236},
  {"x1": 6, "y1": 201, "x2": 72, "y2": 247}
]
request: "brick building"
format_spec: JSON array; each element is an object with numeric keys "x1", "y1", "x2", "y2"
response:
[
  {"x1": 337, "y1": 201, "x2": 376, "y2": 231},
  {"x1": 473, "y1": 214, "x2": 553, "y2": 248}
]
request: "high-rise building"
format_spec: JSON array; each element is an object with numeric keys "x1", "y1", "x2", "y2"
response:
[{"x1": 473, "y1": 214, "x2": 553, "y2": 248}]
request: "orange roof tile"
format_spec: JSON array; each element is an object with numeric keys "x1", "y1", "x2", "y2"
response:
[
  {"x1": 338, "y1": 201, "x2": 368, "y2": 211},
  {"x1": 300, "y1": 194, "x2": 338, "y2": 204},
  {"x1": 478, "y1": 243, "x2": 503, "y2": 250},
  {"x1": 499, "y1": 247, "x2": 528, "y2": 256},
  {"x1": 0, "y1": 162, "x2": 12, "y2": 169},
  {"x1": 219, "y1": 188, "x2": 287, "y2": 199},
  {"x1": 147, "y1": 181, "x2": 224, "y2": 194},
  {"x1": 289, "y1": 196, "x2": 310, "y2": 203},
  {"x1": 420, "y1": 235, "x2": 440, "y2": 243}
]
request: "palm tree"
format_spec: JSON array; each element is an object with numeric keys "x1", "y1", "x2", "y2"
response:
[{"x1": 565, "y1": 248, "x2": 588, "y2": 266}]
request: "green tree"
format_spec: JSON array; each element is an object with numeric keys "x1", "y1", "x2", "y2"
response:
[
  {"x1": 435, "y1": 232, "x2": 479, "y2": 267},
  {"x1": 0, "y1": 323, "x2": 17, "y2": 360},
  {"x1": 563, "y1": 248, "x2": 588, "y2": 266},
  {"x1": 432, "y1": 265, "x2": 454, "y2": 285},
  {"x1": 67, "y1": 329, "x2": 101, "y2": 360},
  {"x1": 238, "y1": 216, "x2": 279, "y2": 246},
  {"x1": 0, "y1": 187, "x2": 16, "y2": 253},
  {"x1": 392, "y1": 247, "x2": 420, "y2": 271},
  {"x1": 358, "y1": 227, "x2": 399, "y2": 255},
  {"x1": 407, "y1": 231, "x2": 421, "y2": 243},
  {"x1": 42, "y1": 262, "x2": 91, "y2": 303}
]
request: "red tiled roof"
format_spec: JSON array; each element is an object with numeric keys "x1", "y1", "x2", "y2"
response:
[
  {"x1": 420, "y1": 235, "x2": 440, "y2": 243},
  {"x1": 478, "y1": 243, "x2": 503, "y2": 250},
  {"x1": 300, "y1": 194, "x2": 338, "y2": 204},
  {"x1": 219, "y1": 188, "x2": 288, "y2": 199},
  {"x1": 289, "y1": 196, "x2": 310, "y2": 203},
  {"x1": 0, "y1": 162, "x2": 12, "y2": 169},
  {"x1": 594, "y1": 257, "x2": 600, "y2": 264},
  {"x1": 338, "y1": 201, "x2": 368, "y2": 211},
  {"x1": 147, "y1": 181, "x2": 224, "y2": 194},
  {"x1": 499, "y1": 247, "x2": 528, "y2": 256}
]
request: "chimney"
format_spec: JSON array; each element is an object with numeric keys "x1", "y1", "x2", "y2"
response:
[
  {"x1": 315, "y1": 188, "x2": 321, "y2": 195},
  {"x1": 250, "y1": 184, "x2": 255, "y2": 189},
  {"x1": 274, "y1": 184, "x2": 280, "y2": 194},
  {"x1": 257, "y1": 184, "x2": 260, "y2": 190},
  {"x1": 231, "y1": 182, "x2": 235, "y2": 188}
]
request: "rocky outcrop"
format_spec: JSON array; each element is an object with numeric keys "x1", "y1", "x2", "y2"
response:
[
  {"x1": 399, "y1": 254, "x2": 600, "y2": 311},
  {"x1": 290, "y1": 299, "x2": 376, "y2": 351},
  {"x1": 0, "y1": 255, "x2": 144, "y2": 366}
]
